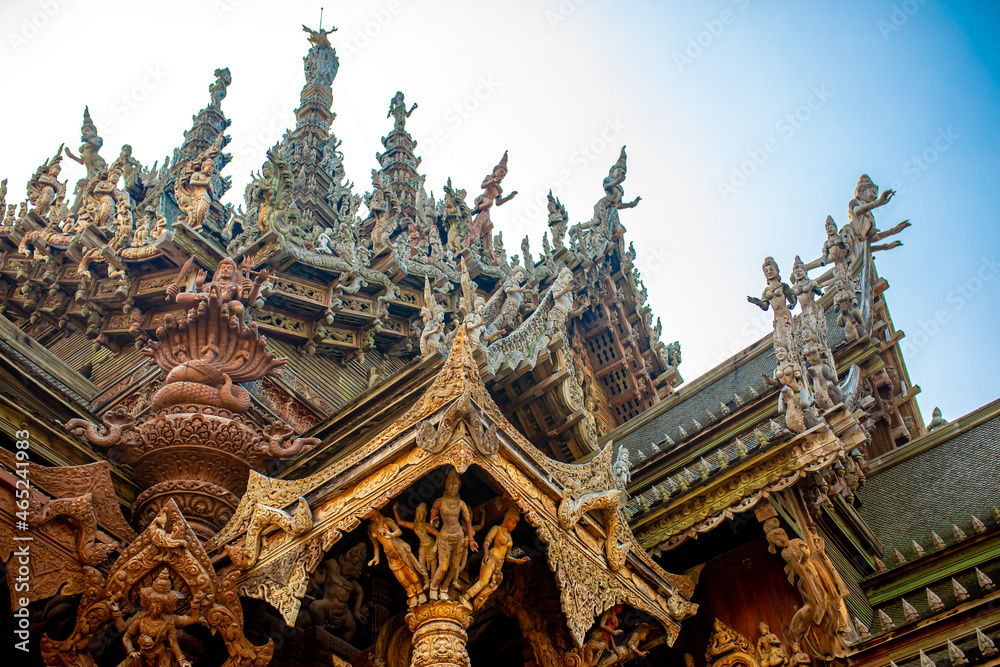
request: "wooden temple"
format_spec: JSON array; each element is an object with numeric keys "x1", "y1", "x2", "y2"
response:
[{"x1": 0, "y1": 21, "x2": 996, "y2": 667}]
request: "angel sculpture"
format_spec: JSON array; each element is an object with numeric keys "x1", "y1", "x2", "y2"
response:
[
  {"x1": 485, "y1": 264, "x2": 529, "y2": 340},
  {"x1": 388, "y1": 91, "x2": 418, "y2": 130},
  {"x1": 748, "y1": 257, "x2": 797, "y2": 353},
  {"x1": 303, "y1": 23, "x2": 336, "y2": 49},
  {"x1": 109, "y1": 569, "x2": 202, "y2": 667},
  {"x1": 27, "y1": 146, "x2": 66, "y2": 216},
  {"x1": 848, "y1": 174, "x2": 909, "y2": 247},
  {"x1": 463, "y1": 151, "x2": 517, "y2": 262},
  {"x1": 250, "y1": 144, "x2": 294, "y2": 235},
  {"x1": 64, "y1": 107, "x2": 106, "y2": 180},
  {"x1": 419, "y1": 277, "x2": 446, "y2": 357},
  {"x1": 175, "y1": 136, "x2": 222, "y2": 230},
  {"x1": 591, "y1": 146, "x2": 640, "y2": 232},
  {"x1": 209, "y1": 67, "x2": 232, "y2": 108}
]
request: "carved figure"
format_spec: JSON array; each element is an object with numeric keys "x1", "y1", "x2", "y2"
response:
[
  {"x1": 757, "y1": 622, "x2": 788, "y2": 667},
  {"x1": 387, "y1": 91, "x2": 418, "y2": 130},
  {"x1": 251, "y1": 145, "x2": 294, "y2": 235},
  {"x1": 309, "y1": 544, "x2": 367, "y2": 642},
  {"x1": 848, "y1": 174, "x2": 909, "y2": 244},
  {"x1": 64, "y1": 107, "x2": 107, "y2": 189},
  {"x1": 832, "y1": 280, "x2": 862, "y2": 341},
  {"x1": 612, "y1": 445, "x2": 631, "y2": 488},
  {"x1": 761, "y1": 517, "x2": 848, "y2": 660},
  {"x1": 597, "y1": 623, "x2": 652, "y2": 667},
  {"x1": 209, "y1": 67, "x2": 232, "y2": 108},
  {"x1": 461, "y1": 506, "x2": 529, "y2": 610},
  {"x1": 548, "y1": 267, "x2": 576, "y2": 331},
  {"x1": 591, "y1": 146, "x2": 640, "y2": 233},
  {"x1": 27, "y1": 146, "x2": 65, "y2": 216},
  {"x1": 748, "y1": 257, "x2": 797, "y2": 353},
  {"x1": 394, "y1": 503, "x2": 438, "y2": 576},
  {"x1": 428, "y1": 470, "x2": 478, "y2": 601},
  {"x1": 488, "y1": 264, "x2": 528, "y2": 337},
  {"x1": 804, "y1": 344, "x2": 842, "y2": 410},
  {"x1": 368, "y1": 510, "x2": 427, "y2": 607},
  {"x1": 582, "y1": 604, "x2": 624, "y2": 667},
  {"x1": 547, "y1": 190, "x2": 568, "y2": 249},
  {"x1": 109, "y1": 569, "x2": 202, "y2": 667},
  {"x1": 176, "y1": 153, "x2": 215, "y2": 231},
  {"x1": 419, "y1": 278, "x2": 446, "y2": 357},
  {"x1": 463, "y1": 151, "x2": 517, "y2": 262}
]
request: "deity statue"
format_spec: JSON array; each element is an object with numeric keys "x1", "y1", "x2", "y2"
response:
[
  {"x1": 109, "y1": 569, "x2": 203, "y2": 667},
  {"x1": 428, "y1": 470, "x2": 478, "y2": 601},
  {"x1": 590, "y1": 146, "x2": 640, "y2": 234},
  {"x1": 461, "y1": 506, "x2": 529, "y2": 610},
  {"x1": 547, "y1": 190, "x2": 568, "y2": 249},
  {"x1": 761, "y1": 517, "x2": 849, "y2": 660},
  {"x1": 757, "y1": 622, "x2": 788, "y2": 667},
  {"x1": 582, "y1": 604, "x2": 624, "y2": 667},
  {"x1": 804, "y1": 343, "x2": 842, "y2": 410},
  {"x1": 209, "y1": 67, "x2": 232, "y2": 108},
  {"x1": 442, "y1": 178, "x2": 470, "y2": 250},
  {"x1": 394, "y1": 503, "x2": 438, "y2": 576},
  {"x1": 463, "y1": 152, "x2": 517, "y2": 263},
  {"x1": 166, "y1": 256, "x2": 268, "y2": 323},
  {"x1": 547, "y1": 267, "x2": 576, "y2": 331},
  {"x1": 367, "y1": 510, "x2": 427, "y2": 607},
  {"x1": 387, "y1": 91, "x2": 418, "y2": 130},
  {"x1": 27, "y1": 146, "x2": 65, "y2": 217},
  {"x1": 832, "y1": 280, "x2": 862, "y2": 341},
  {"x1": 309, "y1": 544, "x2": 367, "y2": 642},
  {"x1": 302, "y1": 23, "x2": 339, "y2": 85},
  {"x1": 487, "y1": 264, "x2": 528, "y2": 338},
  {"x1": 80, "y1": 164, "x2": 122, "y2": 229},
  {"x1": 419, "y1": 278, "x2": 446, "y2": 357},
  {"x1": 596, "y1": 623, "x2": 652, "y2": 667},
  {"x1": 848, "y1": 174, "x2": 909, "y2": 245},
  {"x1": 791, "y1": 256, "x2": 826, "y2": 348},
  {"x1": 789, "y1": 642, "x2": 810, "y2": 667},
  {"x1": 64, "y1": 107, "x2": 107, "y2": 181},
  {"x1": 612, "y1": 445, "x2": 631, "y2": 489},
  {"x1": 176, "y1": 157, "x2": 215, "y2": 231},
  {"x1": 748, "y1": 257, "x2": 797, "y2": 353}
]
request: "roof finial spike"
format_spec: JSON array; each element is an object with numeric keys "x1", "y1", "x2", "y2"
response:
[
  {"x1": 952, "y1": 578, "x2": 969, "y2": 602},
  {"x1": 926, "y1": 587, "x2": 944, "y2": 612},
  {"x1": 931, "y1": 531, "x2": 946, "y2": 550},
  {"x1": 993, "y1": 507, "x2": 1000, "y2": 524},
  {"x1": 853, "y1": 616, "x2": 872, "y2": 641},
  {"x1": 976, "y1": 628, "x2": 998, "y2": 657},
  {"x1": 873, "y1": 555, "x2": 887, "y2": 573},
  {"x1": 918, "y1": 649, "x2": 936, "y2": 667},
  {"x1": 902, "y1": 598, "x2": 920, "y2": 623},
  {"x1": 878, "y1": 608, "x2": 895, "y2": 631},
  {"x1": 911, "y1": 540, "x2": 925, "y2": 558},
  {"x1": 976, "y1": 567, "x2": 995, "y2": 591},
  {"x1": 971, "y1": 515, "x2": 986, "y2": 534},
  {"x1": 892, "y1": 547, "x2": 907, "y2": 567},
  {"x1": 952, "y1": 524, "x2": 967, "y2": 541},
  {"x1": 946, "y1": 641, "x2": 968, "y2": 667}
]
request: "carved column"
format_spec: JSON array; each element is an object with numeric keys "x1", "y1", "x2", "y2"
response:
[{"x1": 405, "y1": 600, "x2": 472, "y2": 667}]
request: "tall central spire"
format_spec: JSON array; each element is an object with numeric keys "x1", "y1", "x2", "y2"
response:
[{"x1": 294, "y1": 23, "x2": 339, "y2": 141}]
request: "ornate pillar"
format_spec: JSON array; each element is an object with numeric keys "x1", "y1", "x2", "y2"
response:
[{"x1": 406, "y1": 600, "x2": 472, "y2": 667}]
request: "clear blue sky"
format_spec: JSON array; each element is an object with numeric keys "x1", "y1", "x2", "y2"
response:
[{"x1": 0, "y1": 0, "x2": 996, "y2": 422}]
